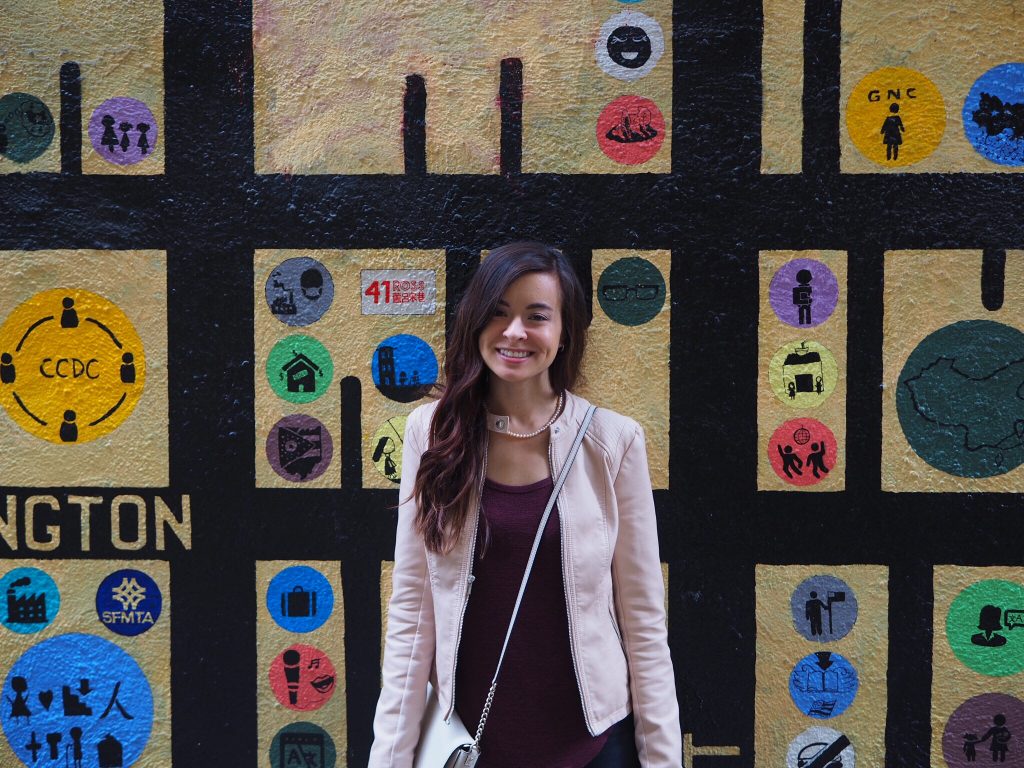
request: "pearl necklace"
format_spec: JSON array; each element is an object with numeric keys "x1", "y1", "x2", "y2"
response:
[{"x1": 486, "y1": 391, "x2": 564, "y2": 439}]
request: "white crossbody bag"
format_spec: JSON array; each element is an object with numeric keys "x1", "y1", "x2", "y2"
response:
[{"x1": 413, "y1": 405, "x2": 597, "y2": 768}]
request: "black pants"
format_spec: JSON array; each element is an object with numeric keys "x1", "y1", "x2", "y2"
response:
[{"x1": 584, "y1": 715, "x2": 640, "y2": 768}]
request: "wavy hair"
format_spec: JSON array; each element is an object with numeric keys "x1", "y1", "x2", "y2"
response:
[{"x1": 413, "y1": 242, "x2": 588, "y2": 553}]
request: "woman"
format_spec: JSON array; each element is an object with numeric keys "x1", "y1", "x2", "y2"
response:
[{"x1": 370, "y1": 242, "x2": 681, "y2": 768}]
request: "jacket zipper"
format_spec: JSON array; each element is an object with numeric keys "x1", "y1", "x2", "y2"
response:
[
  {"x1": 445, "y1": 447, "x2": 485, "y2": 722},
  {"x1": 551, "y1": 433, "x2": 595, "y2": 734}
]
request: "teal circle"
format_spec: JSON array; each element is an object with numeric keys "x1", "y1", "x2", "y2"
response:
[
  {"x1": 0, "y1": 567, "x2": 59, "y2": 634},
  {"x1": 269, "y1": 722, "x2": 337, "y2": 768},
  {"x1": 597, "y1": 257, "x2": 666, "y2": 326},
  {"x1": 896, "y1": 320, "x2": 1024, "y2": 477},
  {"x1": 947, "y1": 579, "x2": 1024, "y2": 677},
  {"x1": 0, "y1": 93, "x2": 55, "y2": 163},
  {"x1": 267, "y1": 335, "x2": 334, "y2": 404}
]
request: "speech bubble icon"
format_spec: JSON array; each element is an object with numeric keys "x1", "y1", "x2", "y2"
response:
[{"x1": 1004, "y1": 609, "x2": 1024, "y2": 630}]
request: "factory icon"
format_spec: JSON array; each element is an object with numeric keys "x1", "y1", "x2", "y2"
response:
[{"x1": 5, "y1": 576, "x2": 47, "y2": 625}]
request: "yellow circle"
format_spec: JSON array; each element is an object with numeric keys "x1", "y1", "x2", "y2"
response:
[
  {"x1": 0, "y1": 288, "x2": 145, "y2": 444},
  {"x1": 846, "y1": 67, "x2": 945, "y2": 166},
  {"x1": 769, "y1": 340, "x2": 838, "y2": 408}
]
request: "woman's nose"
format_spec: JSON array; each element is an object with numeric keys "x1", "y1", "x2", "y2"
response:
[{"x1": 502, "y1": 317, "x2": 527, "y2": 339}]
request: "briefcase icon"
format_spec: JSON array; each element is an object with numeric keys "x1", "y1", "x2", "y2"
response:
[{"x1": 282, "y1": 586, "x2": 317, "y2": 617}]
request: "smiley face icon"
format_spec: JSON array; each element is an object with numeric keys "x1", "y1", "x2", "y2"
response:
[
  {"x1": 596, "y1": 12, "x2": 665, "y2": 82},
  {"x1": 608, "y1": 26, "x2": 651, "y2": 69}
]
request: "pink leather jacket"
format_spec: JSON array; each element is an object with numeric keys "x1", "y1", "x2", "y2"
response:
[{"x1": 369, "y1": 391, "x2": 682, "y2": 768}]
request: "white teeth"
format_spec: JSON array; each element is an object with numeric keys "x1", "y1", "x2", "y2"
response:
[{"x1": 499, "y1": 349, "x2": 531, "y2": 358}]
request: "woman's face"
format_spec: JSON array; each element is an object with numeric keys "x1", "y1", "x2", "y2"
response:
[{"x1": 478, "y1": 271, "x2": 563, "y2": 388}]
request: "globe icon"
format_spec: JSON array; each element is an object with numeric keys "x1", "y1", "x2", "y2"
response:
[{"x1": 793, "y1": 427, "x2": 811, "y2": 445}]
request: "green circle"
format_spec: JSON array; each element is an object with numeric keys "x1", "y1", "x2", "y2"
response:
[
  {"x1": 269, "y1": 722, "x2": 337, "y2": 768},
  {"x1": 0, "y1": 93, "x2": 55, "y2": 163},
  {"x1": 266, "y1": 335, "x2": 334, "y2": 404},
  {"x1": 946, "y1": 579, "x2": 1024, "y2": 676},
  {"x1": 597, "y1": 257, "x2": 666, "y2": 326},
  {"x1": 896, "y1": 320, "x2": 1024, "y2": 477}
]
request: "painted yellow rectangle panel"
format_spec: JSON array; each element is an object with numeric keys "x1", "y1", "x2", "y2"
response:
[
  {"x1": 255, "y1": 250, "x2": 446, "y2": 488},
  {"x1": 758, "y1": 251, "x2": 847, "y2": 491},
  {"x1": 882, "y1": 251, "x2": 1024, "y2": 491},
  {"x1": 755, "y1": 564, "x2": 888, "y2": 768},
  {"x1": 841, "y1": 0, "x2": 1024, "y2": 173},
  {"x1": 0, "y1": 560, "x2": 172, "y2": 768},
  {"x1": 579, "y1": 249, "x2": 670, "y2": 489},
  {"x1": 256, "y1": 560, "x2": 347, "y2": 766},
  {"x1": 761, "y1": 0, "x2": 806, "y2": 174},
  {"x1": 254, "y1": 0, "x2": 670, "y2": 174},
  {"x1": 0, "y1": 250, "x2": 168, "y2": 486}
]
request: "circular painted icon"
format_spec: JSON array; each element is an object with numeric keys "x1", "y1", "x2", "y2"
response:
[
  {"x1": 88, "y1": 98, "x2": 158, "y2": 165},
  {"x1": 790, "y1": 575, "x2": 858, "y2": 642},
  {"x1": 265, "y1": 257, "x2": 335, "y2": 327},
  {"x1": 266, "y1": 414, "x2": 334, "y2": 482},
  {"x1": 96, "y1": 569, "x2": 162, "y2": 637},
  {"x1": 943, "y1": 693, "x2": 1024, "y2": 768},
  {"x1": 267, "y1": 565, "x2": 335, "y2": 633},
  {"x1": 786, "y1": 726, "x2": 855, "y2": 768},
  {"x1": 267, "y1": 335, "x2": 334, "y2": 404},
  {"x1": 597, "y1": 257, "x2": 666, "y2": 326},
  {"x1": 846, "y1": 67, "x2": 945, "y2": 167},
  {"x1": 0, "y1": 567, "x2": 59, "y2": 634},
  {"x1": 371, "y1": 334, "x2": 437, "y2": 403},
  {"x1": 963, "y1": 63, "x2": 1024, "y2": 166},
  {"x1": 597, "y1": 95, "x2": 666, "y2": 165},
  {"x1": 371, "y1": 415, "x2": 407, "y2": 484},
  {"x1": 789, "y1": 651, "x2": 858, "y2": 719},
  {"x1": 768, "y1": 418, "x2": 838, "y2": 487},
  {"x1": 270, "y1": 722, "x2": 338, "y2": 768},
  {"x1": 768, "y1": 258, "x2": 839, "y2": 328},
  {"x1": 0, "y1": 288, "x2": 146, "y2": 444},
  {"x1": 946, "y1": 579, "x2": 1024, "y2": 677},
  {"x1": 896, "y1": 320, "x2": 1024, "y2": 478},
  {"x1": 0, "y1": 93, "x2": 55, "y2": 163},
  {"x1": 596, "y1": 11, "x2": 664, "y2": 81},
  {"x1": 269, "y1": 644, "x2": 338, "y2": 711},
  {"x1": 770, "y1": 341, "x2": 839, "y2": 408},
  {"x1": 2, "y1": 633, "x2": 154, "y2": 768}
]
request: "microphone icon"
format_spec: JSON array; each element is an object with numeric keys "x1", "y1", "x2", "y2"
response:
[{"x1": 283, "y1": 649, "x2": 301, "y2": 705}]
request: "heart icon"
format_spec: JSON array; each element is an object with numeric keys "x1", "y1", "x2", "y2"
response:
[{"x1": 38, "y1": 690, "x2": 53, "y2": 710}]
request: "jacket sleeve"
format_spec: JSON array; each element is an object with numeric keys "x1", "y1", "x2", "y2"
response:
[
  {"x1": 368, "y1": 407, "x2": 436, "y2": 768},
  {"x1": 611, "y1": 422, "x2": 682, "y2": 768}
]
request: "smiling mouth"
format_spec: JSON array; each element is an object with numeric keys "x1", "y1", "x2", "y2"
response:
[
  {"x1": 622, "y1": 51, "x2": 639, "y2": 60},
  {"x1": 498, "y1": 349, "x2": 532, "y2": 359}
]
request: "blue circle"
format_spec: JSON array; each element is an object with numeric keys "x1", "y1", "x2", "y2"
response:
[
  {"x1": 267, "y1": 566, "x2": 335, "y2": 633},
  {"x1": 371, "y1": 334, "x2": 438, "y2": 403},
  {"x1": 963, "y1": 63, "x2": 1024, "y2": 166},
  {"x1": 896, "y1": 320, "x2": 1024, "y2": 478},
  {"x1": 789, "y1": 652, "x2": 859, "y2": 719},
  {"x1": 2, "y1": 633, "x2": 154, "y2": 768},
  {"x1": 1, "y1": 567, "x2": 60, "y2": 634},
  {"x1": 95, "y1": 569, "x2": 163, "y2": 637}
]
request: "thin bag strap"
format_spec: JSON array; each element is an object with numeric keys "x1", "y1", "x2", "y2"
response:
[{"x1": 469, "y1": 404, "x2": 598, "y2": 750}]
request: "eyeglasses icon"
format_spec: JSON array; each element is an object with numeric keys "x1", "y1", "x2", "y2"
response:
[{"x1": 601, "y1": 283, "x2": 661, "y2": 301}]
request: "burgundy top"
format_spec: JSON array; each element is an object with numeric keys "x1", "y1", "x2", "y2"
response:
[{"x1": 454, "y1": 476, "x2": 610, "y2": 768}]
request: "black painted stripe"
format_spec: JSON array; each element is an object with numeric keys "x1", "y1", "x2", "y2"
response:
[
  {"x1": 802, "y1": 0, "x2": 842, "y2": 177},
  {"x1": 403, "y1": 74, "x2": 427, "y2": 176},
  {"x1": 981, "y1": 248, "x2": 1006, "y2": 311},
  {"x1": 341, "y1": 375, "x2": 362, "y2": 488},
  {"x1": 500, "y1": 58, "x2": 523, "y2": 175},
  {"x1": 59, "y1": 62, "x2": 82, "y2": 176}
]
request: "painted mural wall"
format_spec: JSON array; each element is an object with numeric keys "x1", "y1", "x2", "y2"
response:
[{"x1": 1, "y1": 1, "x2": 1023, "y2": 767}]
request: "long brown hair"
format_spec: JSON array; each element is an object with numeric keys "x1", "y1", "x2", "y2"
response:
[{"x1": 413, "y1": 242, "x2": 588, "y2": 553}]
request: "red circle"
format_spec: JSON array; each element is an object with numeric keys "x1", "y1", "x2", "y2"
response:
[
  {"x1": 596, "y1": 95, "x2": 666, "y2": 165},
  {"x1": 768, "y1": 418, "x2": 838, "y2": 487},
  {"x1": 268, "y1": 644, "x2": 338, "y2": 711}
]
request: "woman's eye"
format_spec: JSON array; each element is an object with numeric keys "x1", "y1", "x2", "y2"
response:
[{"x1": 530, "y1": 314, "x2": 549, "y2": 322}]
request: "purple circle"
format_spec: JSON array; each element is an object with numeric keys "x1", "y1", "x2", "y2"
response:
[
  {"x1": 943, "y1": 693, "x2": 1024, "y2": 767},
  {"x1": 88, "y1": 97, "x2": 158, "y2": 165},
  {"x1": 266, "y1": 415, "x2": 334, "y2": 482},
  {"x1": 768, "y1": 258, "x2": 839, "y2": 328}
]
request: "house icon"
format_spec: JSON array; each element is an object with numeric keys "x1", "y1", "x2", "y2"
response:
[{"x1": 280, "y1": 352, "x2": 322, "y2": 393}]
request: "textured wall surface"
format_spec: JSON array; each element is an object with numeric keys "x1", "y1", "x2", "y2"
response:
[{"x1": 2, "y1": 1, "x2": 1024, "y2": 767}]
